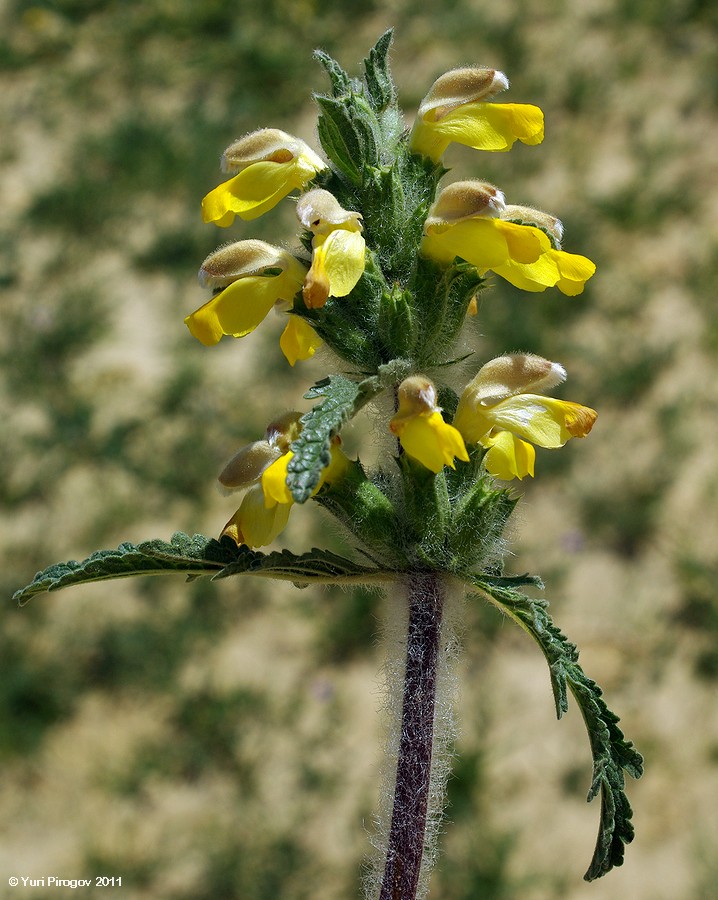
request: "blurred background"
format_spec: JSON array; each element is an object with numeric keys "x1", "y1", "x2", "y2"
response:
[{"x1": 2, "y1": 0, "x2": 718, "y2": 897}]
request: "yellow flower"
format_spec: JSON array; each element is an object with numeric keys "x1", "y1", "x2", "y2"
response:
[
  {"x1": 410, "y1": 68, "x2": 544, "y2": 162},
  {"x1": 389, "y1": 376, "x2": 469, "y2": 473},
  {"x1": 453, "y1": 354, "x2": 597, "y2": 480},
  {"x1": 296, "y1": 189, "x2": 366, "y2": 309},
  {"x1": 218, "y1": 414, "x2": 348, "y2": 548},
  {"x1": 422, "y1": 185, "x2": 596, "y2": 296},
  {"x1": 185, "y1": 240, "x2": 321, "y2": 364},
  {"x1": 201, "y1": 128, "x2": 326, "y2": 227}
]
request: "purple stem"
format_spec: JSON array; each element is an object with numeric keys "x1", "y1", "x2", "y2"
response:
[{"x1": 379, "y1": 570, "x2": 445, "y2": 900}]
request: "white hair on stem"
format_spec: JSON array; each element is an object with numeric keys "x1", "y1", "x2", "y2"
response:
[{"x1": 365, "y1": 574, "x2": 465, "y2": 900}]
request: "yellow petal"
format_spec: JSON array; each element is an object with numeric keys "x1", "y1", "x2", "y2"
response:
[
  {"x1": 441, "y1": 101, "x2": 544, "y2": 149},
  {"x1": 550, "y1": 249, "x2": 597, "y2": 296},
  {"x1": 483, "y1": 431, "x2": 535, "y2": 480},
  {"x1": 495, "y1": 221, "x2": 551, "y2": 264},
  {"x1": 279, "y1": 316, "x2": 323, "y2": 366},
  {"x1": 320, "y1": 229, "x2": 366, "y2": 297},
  {"x1": 261, "y1": 452, "x2": 294, "y2": 507},
  {"x1": 393, "y1": 410, "x2": 469, "y2": 473},
  {"x1": 261, "y1": 444, "x2": 346, "y2": 505},
  {"x1": 423, "y1": 217, "x2": 543, "y2": 270},
  {"x1": 491, "y1": 252, "x2": 561, "y2": 291},
  {"x1": 453, "y1": 404, "x2": 493, "y2": 445},
  {"x1": 221, "y1": 484, "x2": 292, "y2": 548},
  {"x1": 184, "y1": 276, "x2": 281, "y2": 345},
  {"x1": 323, "y1": 444, "x2": 351, "y2": 485},
  {"x1": 201, "y1": 160, "x2": 305, "y2": 226},
  {"x1": 412, "y1": 101, "x2": 544, "y2": 160},
  {"x1": 486, "y1": 395, "x2": 597, "y2": 448}
]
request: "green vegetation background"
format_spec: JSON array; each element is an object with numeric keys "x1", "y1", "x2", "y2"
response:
[{"x1": 2, "y1": 1, "x2": 718, "y2": 897}]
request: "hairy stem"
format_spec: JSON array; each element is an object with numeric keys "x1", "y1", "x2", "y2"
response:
[{"x1": 379, "y1": 570, "x2": 445, "y2": 900}]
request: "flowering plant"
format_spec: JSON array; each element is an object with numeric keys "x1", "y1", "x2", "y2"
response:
[{"x1": 14, "y1": 32, "x2": 641, "y2": 900}]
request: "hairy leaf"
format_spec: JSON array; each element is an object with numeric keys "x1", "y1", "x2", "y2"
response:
[
  {"x1": 13, "y1": 535, "x2": 391, "y2": 605},
  {"x1": 287, "y1": 374, "x2": 381, "y2": 503},
  {"x1": 313, "y1": 48, "x2": 354, "y2": 98},
  {"x1": 13, "y1": 533, "x2": 241, "y2": 605},
  {"x1": 215, "y1": 546, "x2": 389, "y2": 585},
  {"x1": 363, "y1": 29, "x2": 395, "y2": 113},
  {"x1": 470, "y1": 577, "x2": 643, "y2": 881}
]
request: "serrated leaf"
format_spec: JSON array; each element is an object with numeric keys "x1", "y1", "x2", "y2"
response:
[
  {"x1": 313, "y1": 48, "x2": 354, "y2": 97},
  {"x1": 479, "y1": 572, "x2": 544, "y2": 590},
  {"x1": 287, "y1": 374, "x2": 382, "y2": 503},
  {"x1": 363, "y1": 29, "x2": 395, "y2": 113},
  {"x1": 13, "y1": 533, "x2": 242, "y2": 605},
  {"x1": 315, "y1": 94, "x2": 379, "y2": 182},
  {"x1": 315, "y1": 97, "x2": 363, "y2": 183},
  {"x1": 213, "y1": 546, "x2": 390, "y2": 585},
  {"x1": 469, "y1": 577, "x2": 643, "y2": 881}
]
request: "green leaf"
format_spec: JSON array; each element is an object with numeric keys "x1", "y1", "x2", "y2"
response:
[
  {"x1": 447, "y1": 469, "x2": 517, "y2": 573},
  {"x1": 287, "y1": 374, "x2": 381, "y2": 503},
  {"x1": 399, "y1": 455, "x2": 451, "y2": 567},
  {"x1": 313, "y1": 48, "x2": 356, "y2": 98},
  {"x1": 363, "y1": 29, "x2": 395, "y2": 113},
  {"x1": 214, "y1": 546, "x2": 389, "y2": 585},
  {"x1": 315, "y1": 95, "x2": 379, "y2": 182},
  {"x1": 13, "y1": 533, "x2": 242, "y2": 605},
  {"x1": 315, "y1": 460, "x2": 406, "y2": 568},
  {"x1": 469, "y1": 577, "x2": 643, "y2": 881},
  {"x1": 315, "y1": 96, "x2": 363, "y2": 183},
  {"x1": 13, "y1": 536, "x2": 391, "y2": 605},
  {"x1": 411, "y1": 256, "x2": 485, "y2": 367}
]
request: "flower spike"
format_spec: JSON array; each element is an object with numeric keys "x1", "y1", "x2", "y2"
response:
[
  {"x1": 201, "y1": 128, "x2": 325, "y2": 227},
  {"x1": 410, "y1": 67, "x2": 544, "y2": 162},
  {"x1": 17, "y1": 36, "x2": 643, "y2": 895}
]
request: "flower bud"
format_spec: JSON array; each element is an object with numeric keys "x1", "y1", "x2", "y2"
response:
[
  {"x1": 392, "y1": 375, "x2": 440, "y2": 423},
  {"x1": 221, "y1": 128, "x2": 324, "y2": 175},
  {"x1": 425, "y1": 180, "x2": 506, "y2": 230},
  {"x1": 296, "y1": 188, "x2": 363, "y2": 235},
  {"x1": 418, "y1": 68, "x2": 510, "y2": 122}
]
